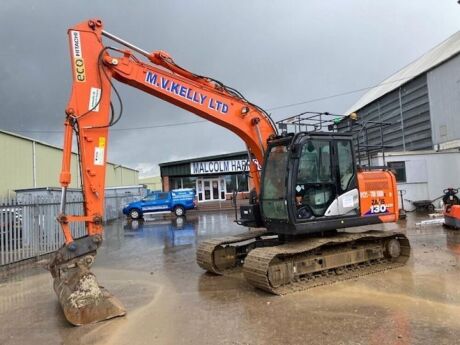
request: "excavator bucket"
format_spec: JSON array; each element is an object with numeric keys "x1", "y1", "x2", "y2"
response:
[{"x1": 49, "y1": 252, "x2": 126, "y2": 326}]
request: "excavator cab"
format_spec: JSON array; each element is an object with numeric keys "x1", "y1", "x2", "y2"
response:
[
  {"x1": 201, "y1": 130, "x2": 409, "y2": 294},
  {"x1": 258, "y1": 132, "x2": 397, "y2": 236}
]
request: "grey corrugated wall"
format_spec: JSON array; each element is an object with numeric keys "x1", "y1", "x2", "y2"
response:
[
  {"x1": 427, "y1": 54, "x2": 460, "y2": 146},
  {"x1": 338, "y1": 74, "x2": 432, "y2": 161}
]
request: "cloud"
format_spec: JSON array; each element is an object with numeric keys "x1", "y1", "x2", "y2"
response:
[{"x1": 0, "y1": 0, "x2": 458, "y2": 176}]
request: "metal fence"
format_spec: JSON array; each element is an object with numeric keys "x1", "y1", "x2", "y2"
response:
[{"x1": 0, "y1": 187, "x2": 145, "y2": 266}]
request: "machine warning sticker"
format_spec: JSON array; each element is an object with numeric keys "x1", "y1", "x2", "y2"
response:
[
  {"x1": 94, "y1": 147, "x2": 104, "y2": 166},
  {"x1": 98, "y1": 136, "x2": 106, "y2": 148},
  {"x1": 89, "y1": 87, "x2": 101, "y2": 111}
]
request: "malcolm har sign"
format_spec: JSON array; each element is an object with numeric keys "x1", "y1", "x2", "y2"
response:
[{"x1": 191, "y1": 159, "x2": 261, "y2": 175}]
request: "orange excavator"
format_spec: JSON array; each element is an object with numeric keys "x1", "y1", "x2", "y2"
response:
[{"x1": 49, "y1": 18, "x2": 410, "y2": 325}]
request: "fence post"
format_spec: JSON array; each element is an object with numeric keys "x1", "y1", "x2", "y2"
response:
[{"x1": 33, "y1": 196, "x2": 41, "y2": 259}]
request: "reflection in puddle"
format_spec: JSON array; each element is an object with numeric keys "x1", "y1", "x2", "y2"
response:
[
  {"x1": 123, "y1": 216, "x2": 199, "y2": 248},
  {"x1": 121, "y1": 212, "x2": 240, "y2": 251}
]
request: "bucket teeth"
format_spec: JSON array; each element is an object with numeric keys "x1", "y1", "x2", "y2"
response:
[{"x1": 51, "y1": 254, "x2": 126, "y2": 326}]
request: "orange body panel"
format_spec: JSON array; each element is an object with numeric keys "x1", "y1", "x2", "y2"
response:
[
  {"x1": 444, "y1": 205, "x2": 460, "y2": 219},
  {"x1": 59, "y1": 19, "x2": 276, "y2": 244},
  {"x1": 357, "y1": 170, "x2": 399, "y2": 223},
  {"x1": 444, "y1": 205, "x2": 460, "y2": 230}
]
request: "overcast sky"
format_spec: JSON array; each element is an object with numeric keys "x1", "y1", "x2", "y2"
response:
[{"x1": 0, "y1": 1, "x2": 459, "y2": 177}]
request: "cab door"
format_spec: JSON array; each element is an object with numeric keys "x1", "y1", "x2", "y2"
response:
[
  {"x1": 293, "y1": 139, "x2": 337, "y2": 220},
  {"x1": 293, "y1": 137, "x2": 359, "y2": 222},
  {"x1": 154, "y1": 192, "x2": 170, "y2": 211},
  {"x1": 140, "y1": 194, "x2": 157, "y2": 212},
  {"x1": 329, "y1": 139, "x2": 359, "y2": 216}
]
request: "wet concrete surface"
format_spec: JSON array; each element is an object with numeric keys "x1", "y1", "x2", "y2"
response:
[{"x1": 0, "y1": 211, "x2": 459, "y2": 345}]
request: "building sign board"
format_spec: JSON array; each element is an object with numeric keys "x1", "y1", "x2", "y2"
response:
[{"x1": 190, "y1": 159, "x2": 260, "y2": 175}]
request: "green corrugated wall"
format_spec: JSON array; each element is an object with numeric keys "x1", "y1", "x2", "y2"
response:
[{"x1": 0, "y1": 131, "x2": 139, "y2": 198}]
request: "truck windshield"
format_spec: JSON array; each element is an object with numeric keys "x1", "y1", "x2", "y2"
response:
[{"x1": 261, "y1": 145, "x2": 289, "y2": 220}]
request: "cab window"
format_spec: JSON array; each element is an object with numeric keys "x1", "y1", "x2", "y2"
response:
[
  {"x1": 157, "y1": 193, "x2": 169, "y2": 200},
  {"x1": 261, "y1": 145, "x2": 289, "y2": 220},
  {"x1": 143, "y1": 194, "x2": 156, "y2": 201},
  {"x1": 297, "y1": 140, "x2": 333, "y2": 183},
  {"x1": 295, "y1": 140, "x2": 335, "y2": 218},
  {"x1": 337, "y1": 140, "x2": 354, "y2": 191}
]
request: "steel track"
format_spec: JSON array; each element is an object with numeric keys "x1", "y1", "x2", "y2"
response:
[
  {"x1": 243, "y1": 231, "x2": 411, "y2": 295},
  {"x1": 196, "y1": 230, "x2": 410, "y2": 295},
  {"x1": 196, "y1": 229, "x2": 271, "y2": 274}
]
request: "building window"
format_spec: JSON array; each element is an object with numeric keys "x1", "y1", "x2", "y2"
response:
[
  {"x1": 182, "y1": 176, "x2": 197, "y2": 189},
  {"x1": 169, "y1": 177, "x2": 197, "y2": 189},
  {"x1": 170, "y1": 177, "x2": 182, "y2": 189},
  {"x1": 225, "y1": 175, "x2": 237, "y2": 193},
  {"x1": 220, "y1": 178, "x2": 226, "y2": 199},
  {"x1": 225, "y1": 174, "x2": 248, "y2": 193},
  {"x1": 388, "y1": 161, "x2": 406, "y2": 182},
  {"x1": 237, "y1": 174, "x2": 249, "y2": 192},
  {"x1": 197, "y1": 179, "x2": 203, "y2": 201}
]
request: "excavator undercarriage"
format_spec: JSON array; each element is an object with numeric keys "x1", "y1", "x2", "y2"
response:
[{"x1": 197, "y1": 230, "x2": 410, "y2": 294}]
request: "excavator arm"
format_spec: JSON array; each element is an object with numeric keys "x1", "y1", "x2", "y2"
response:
[
  {"x1": 59, "y1": 18, "x2": 276, "y2": 246},
  {"x1": 49, "y1": 18, "x2": 276, "y2": 325}
]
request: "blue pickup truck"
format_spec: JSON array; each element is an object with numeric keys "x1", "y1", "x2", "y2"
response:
[{"x1": 123, "y1": 189, "x2": 197, "y2": 219}]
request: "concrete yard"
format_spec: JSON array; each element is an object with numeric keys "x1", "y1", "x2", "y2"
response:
[{"x1": 0, "y1": 211, "x2": 459, "y2": 345}]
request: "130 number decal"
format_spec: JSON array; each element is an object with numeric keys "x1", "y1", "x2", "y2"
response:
[
  {"x1": 370, "y1": 199, "x2": 387, "y2": 214},
  {"x1": 369, "y1": 204, "x2": 387, "y2": 214}
]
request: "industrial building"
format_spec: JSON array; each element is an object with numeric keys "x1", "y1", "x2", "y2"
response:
[
  {"x1": 138, "y1": 176, "x2": 163, "y2": 192},
  {"x1": 0, "y1": 129, "x2": 139, "y2": 198},
  {"x1": 339, "y1": 31, "x2": 460, "y2": 209},
  {"x1": 159, "y1": 151, "x2": 254, "y2": 203}
]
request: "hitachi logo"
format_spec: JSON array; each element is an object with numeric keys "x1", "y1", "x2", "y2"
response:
[{"x1": 71, "y1": 31, "x2": 82, "y2": 58}]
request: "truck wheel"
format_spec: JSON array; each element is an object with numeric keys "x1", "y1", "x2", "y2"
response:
[
  {"x1": 174, "y1": 206, "x2": 185, "y2": 217},
  {"x1": 129, "y1": 209, "x2": 142, "y2": 220}
]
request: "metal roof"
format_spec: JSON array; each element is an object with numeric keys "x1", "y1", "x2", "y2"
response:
[{"x1": 346, "y1": 31, "x2": 460, "y2": 114}]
